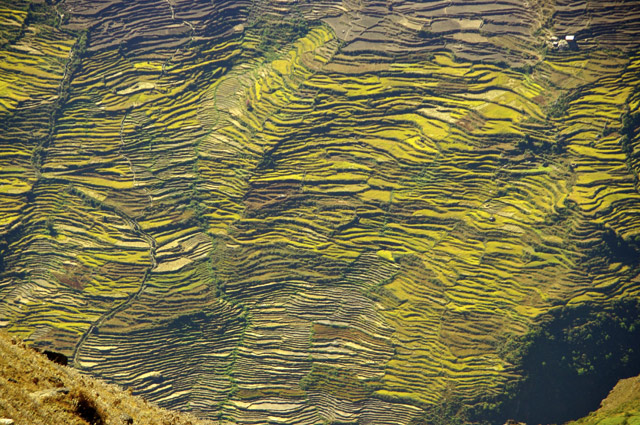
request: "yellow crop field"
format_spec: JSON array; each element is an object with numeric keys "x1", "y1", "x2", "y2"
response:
[{"x1": 1, "y1": 1, "x2": 640, "y2": 424}]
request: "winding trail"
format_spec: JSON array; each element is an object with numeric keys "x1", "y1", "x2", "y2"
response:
[{"x1": 71, "y1": 197, "x2": 158, "y2": 366}]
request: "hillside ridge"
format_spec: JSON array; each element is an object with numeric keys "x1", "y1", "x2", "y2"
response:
[{"x1": 0, "y1": 331, "x2": 230, "y2": 425}]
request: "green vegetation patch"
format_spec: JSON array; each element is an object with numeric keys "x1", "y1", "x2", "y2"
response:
[
  {"x1": 492, "y1": 299, "x2": 640, "y2": 424},
  {"x1": 300, "y1": 364, "x2": 373, "y2": 402},
  {"x1": 249, "y1": 15, "x2": 311, "y2": 60}
]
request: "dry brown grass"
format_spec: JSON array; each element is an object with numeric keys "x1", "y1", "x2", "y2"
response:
[{"x1": 0, "y1": 331, "x2": 230, "y2": 425}]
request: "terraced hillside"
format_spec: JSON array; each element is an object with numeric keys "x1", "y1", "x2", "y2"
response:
[{"x1": 1, "y1": 0, "x2": 640, "y2": 424}]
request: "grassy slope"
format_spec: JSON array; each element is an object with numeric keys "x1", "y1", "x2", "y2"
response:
[
  {"x1": 0, "y1": 331, "x2": 229, "y2": 425},
  {"x1": 568, "y1": 374, "x2": 640, "y2": 425}
]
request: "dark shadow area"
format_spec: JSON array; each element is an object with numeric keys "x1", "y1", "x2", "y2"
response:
[
  {"x1": 595, "y1": 226, "x2": 640, "y2": 268},
  {"x1": 493, "y1": 298, "x2": 640, "y2": 424},
  {"x1": 75, "y1": 391, "x2": 104, "y2": 425},
  {"x1": 43, "y1": 349, "x2": 68, "y2": 366}
]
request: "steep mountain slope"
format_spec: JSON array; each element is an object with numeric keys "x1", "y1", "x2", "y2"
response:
[
  {"x1": 567, "y1": 373, "x2": 640, "y2": 425},
  {"x1": 0, "y1": 331, "x2": 226, "y2": 425},
  {"x1": 1, "y1": 0, "x2": 640, "y2": 424}
]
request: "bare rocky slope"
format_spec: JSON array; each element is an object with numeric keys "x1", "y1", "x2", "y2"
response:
[{"x1": 1, "y1": 0, "x2": 640, "y2": 424}]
